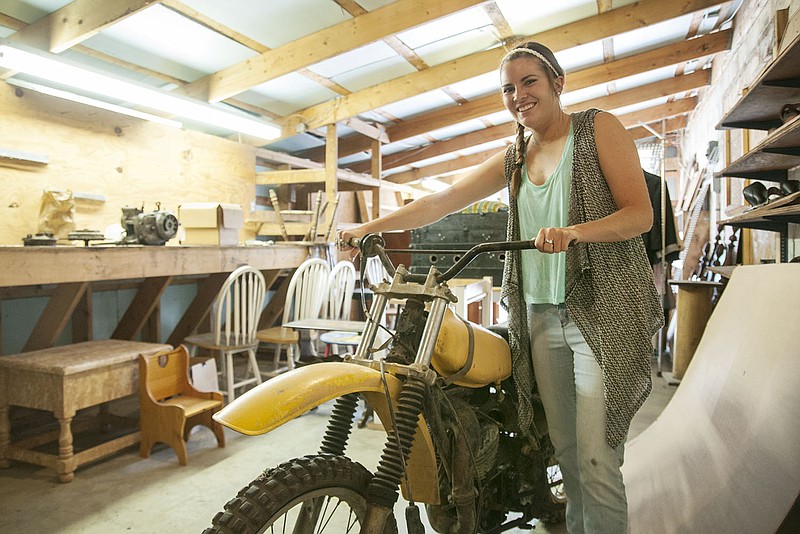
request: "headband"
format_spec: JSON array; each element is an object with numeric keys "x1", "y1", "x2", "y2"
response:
[{"x1": 502, "y1": 47, "x2": 560, "y2": 78}]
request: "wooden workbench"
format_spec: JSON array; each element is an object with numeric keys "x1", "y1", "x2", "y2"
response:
[{"x1": 0, "y1": 244, "x2": 310, "y2": 353}]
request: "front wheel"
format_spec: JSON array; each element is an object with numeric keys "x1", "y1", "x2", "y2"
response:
[{"x1": 204, "y1": 454, "x2": 398, "y2": 534}]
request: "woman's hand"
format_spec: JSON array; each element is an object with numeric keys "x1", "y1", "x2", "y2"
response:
[
  {"x1": 535, "y1": 226, "x2": 580, "y2": 254},
  {"x1": 336, "y1": 227, "x2": 368, "y2": 252}
]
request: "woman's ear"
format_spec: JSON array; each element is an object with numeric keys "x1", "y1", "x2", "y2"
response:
[{"x1": 555, "y1": 76, "x2": 565, "y2": 95}]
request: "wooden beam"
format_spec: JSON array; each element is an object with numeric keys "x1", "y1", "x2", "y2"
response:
[
  {"x1": 483, "y1": 2, "x2": 514, "y2": 41},
  {"x1": 325, "y1": 123, "x2": 339, "y2": 229},
  {"x1": 566, "y1": 29, "x2": 730, "y2": 93},
  {"x1": 71, "y1": 286, "x2": 93, "y2": 343},
  {"x1": 256, "y1": 169, "x2": 327, "y2": 185},
  {"x1": 629, "y1": 115, "x2": 688, "y2": 140},
  {"x1": 313, "y1": 30, "x2": 729, "y2": 161},
  {"x1": 371, "y1": 139, "x2": 382, "y2": 220},
  {"x1": 342, "y1": 118, "x2": 389, "y2": 143},
  {"x1": 177, "y1": 0, "x2": 488, "y2": 102},
  {"x1": 166, "y1": 272, "x2": 228, "y2": 346},
  {"x1": 388, "y1": 147, "x2": 499, "y2": 184},
  {"x1": 384, "y1": 71, "x2": 708, "y2": 184},
  {"x1": 353, "y1": 74, "x2": 708, "y2": 174},
  {"x1": 349, "y1": 122, "x2": 514, "y2": 173},
  {"x1": 23, "y1": 282, "x2": 89, "y2": 352},
  {"x1": 564, "y1": 70, "x2": 710, "y2": 113},
  {"x1": 9, "y1": 0, "x2": 161, "y2": 53},
  {"x1": 281, "y1": 0, "x2": 728, "y2": 135},
  {"x1": 112, "y1": 276, "x2": 172, "y2": 341},
  {"x1": 617, "y1": 97, "x2": 698, "y2": 128}
]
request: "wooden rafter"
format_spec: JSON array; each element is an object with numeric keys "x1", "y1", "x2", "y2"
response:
[
  {"x1": 322, "y1": 30, "x2": 729, "y2": 165},
  {"x1": 381, "y1": 73, "x2": 709, "y2": 183},
  {"x1": 176, "y1": 0, "x2": 488, "y2": 103},
  {"x1": 9, "y1": 0, "x2": 161, "y2": 53},
  {"x1": 279, "y1": 0, "x2": 728, "y2": 138}
]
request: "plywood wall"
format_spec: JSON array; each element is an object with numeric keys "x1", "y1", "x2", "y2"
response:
[{"x1": 0, "y1": 82, "x2": 258, "y2": 245}]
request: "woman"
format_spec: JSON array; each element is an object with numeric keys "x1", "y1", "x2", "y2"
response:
[{"x1": 338, "y1": 41, "x2": 663, "y2": 533}]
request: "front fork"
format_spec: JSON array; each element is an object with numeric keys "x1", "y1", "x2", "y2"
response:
[{"x1": 360, "y1": 295, "x2": 450, "y2": 533}]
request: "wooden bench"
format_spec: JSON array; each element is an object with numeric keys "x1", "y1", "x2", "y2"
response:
[{"x1": 0, "y1": 339, "x2": 170, "y2": 482}]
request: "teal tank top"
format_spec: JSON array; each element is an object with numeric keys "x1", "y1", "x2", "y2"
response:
[{"x1": 518, "y1": 123, "x2": 573, "y2": 304}]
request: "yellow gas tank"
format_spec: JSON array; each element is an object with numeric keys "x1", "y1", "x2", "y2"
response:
[{"x1": 430, "y1": 307, "x2": 512, "y2": 387}]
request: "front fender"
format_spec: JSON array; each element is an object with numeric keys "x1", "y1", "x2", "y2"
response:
[{"x1": 214, "y1": 361, "x2": 440, "y2": 504}]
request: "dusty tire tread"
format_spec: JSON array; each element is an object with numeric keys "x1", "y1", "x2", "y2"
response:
[{"x1": 203, "y1": 454, "x2": 388, "y2": 534}]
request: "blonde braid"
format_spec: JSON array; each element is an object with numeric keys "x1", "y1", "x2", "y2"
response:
[{"x1": 512, "y1": 122, "x2": 526, "y2": 197}]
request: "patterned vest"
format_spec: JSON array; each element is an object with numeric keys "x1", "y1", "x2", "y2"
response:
[{"x1": 501, "y1": 108, "x2": 664, "y2": 448}]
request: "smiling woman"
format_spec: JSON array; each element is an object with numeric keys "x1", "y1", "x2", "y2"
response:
[{"x1": 339, "y1": 39, "x2": 661, "y2": 534}]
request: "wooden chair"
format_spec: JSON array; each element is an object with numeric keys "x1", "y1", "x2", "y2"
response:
[
  {"x1": 138, "y1": 345, "x2": 225, "y2": 466},
  {"x1": 320, "y1": 260, "x2": 357, "y2": 357},
  {"x1": 326, "y1": 260, "x2": 356, "y2": 322},
  {"x1": 257, "y1": 257, "x2": 330, "y2": 373},
  {"x1": 183, "y1": 265, "x2": 267, "y2": 401}
]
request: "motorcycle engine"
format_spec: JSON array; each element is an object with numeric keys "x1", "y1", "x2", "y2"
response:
[{"x1": 120, "y1": 205, "x2": 179, "y2": 246}]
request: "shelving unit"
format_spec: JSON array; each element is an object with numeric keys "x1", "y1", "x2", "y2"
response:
[{"x1": 716, "y1": 33, "x2": 800, "y2": 262}]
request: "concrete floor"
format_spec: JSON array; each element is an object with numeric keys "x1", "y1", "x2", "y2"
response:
[{"x1": 0, "y1": 361, "x2": 677, "y2": 534}]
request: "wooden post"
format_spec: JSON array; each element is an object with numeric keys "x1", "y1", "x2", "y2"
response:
[
  {"x1": 371, "y1": 138, "x2": 382, "y2": 220},
  {"x1": 325, "y1": 124, "x2": 339, "y2": 236}
]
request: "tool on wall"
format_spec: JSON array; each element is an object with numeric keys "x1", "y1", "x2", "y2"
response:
[
  {"x1": 119, "y1": 203, "x2": 178, "y2": 245},
  {"x1": 268, "y1": 189, "x2": 290, "y2": 242}
]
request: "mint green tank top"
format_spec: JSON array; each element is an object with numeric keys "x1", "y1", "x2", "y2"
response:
[{"x1": 518, "y1": 123, "x2": 574, "y2": 304}]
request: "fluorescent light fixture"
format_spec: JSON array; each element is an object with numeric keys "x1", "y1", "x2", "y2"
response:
[
  {"x1": 0, "y1": 43, "x2": 281, "y2": 141},
  {"x1": 6, "y1": 78, "x2": 183, "y2": 128}
]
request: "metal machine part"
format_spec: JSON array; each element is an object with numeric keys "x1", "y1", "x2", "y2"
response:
[{"x1": 120, "y1": 204, "x2": 179, "y2": 246}]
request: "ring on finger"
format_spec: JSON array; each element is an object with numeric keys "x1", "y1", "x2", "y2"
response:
[{"x1": 544, "y1": 238, "x2": 554, "y2": 245}]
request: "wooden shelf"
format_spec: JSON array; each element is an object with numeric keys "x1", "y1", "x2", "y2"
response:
[
  {"x1": 716, "y1": 33, "x2": 800, "y2": 131},
  {"x1": 718, "y1": 191, "x2": 800, "y2": 231},
  {"x1": 715, "y1": 33, "x2": 800, "y2": 263},
  {"x1": 717, "y1": 116, "x2": 800, "y2": 181}
]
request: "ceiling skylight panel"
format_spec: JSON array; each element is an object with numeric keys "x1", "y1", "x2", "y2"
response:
[
  {"x1": 181, "y1": 0, "x2": 352, "y2": 48},
  {"x1": 395, "y1": 7, "x2": 493, "y2": 49},
  {"x1": 91, "y1": 5, "x2": 255, "y2": 74},
  {"x1": 426, "y1": 119, "x2": 488, "y2": 141},
  {"x1": 331, "y1": 56, "x2": 418, "y2": 92},
  {"x1": 612, "y1": 66, "x2": 679, "y2": 92},
  {"x1": 556, "y1": 42, "x2": 605, "y2": 73},
  {"x1": 380, "y1": 90, "x2": 456, "y2": 122},
  {"x1": 245, "y1": 72, "x2": 339, "y2": 115},
  {"x1": 612, "y1": 14, "x2": 694, "y2": 57},
  {"x1": 495, "y1": 0, "x2": 595, "y2": 37},
  {"x1": 307, "y1": 41, "x2": 399, "y2": 78},
  {"x1": 413, "y1": 28, "x2": 500, "y2": 67},
  {"x1": 448, "y1": 71, "x2": 503, "y2": 100},
  {"x1": 611, "y1": 96, "x2": 670, "y2": 116}
]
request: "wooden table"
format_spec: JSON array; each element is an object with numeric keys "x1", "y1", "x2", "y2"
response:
[{"x1": 0, "y1": 340, "x2": 170, "y2": 482}]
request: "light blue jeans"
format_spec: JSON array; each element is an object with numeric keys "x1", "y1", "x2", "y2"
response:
[{"x1": 528, "y1": 303, "x2": 627, "y2": 534}]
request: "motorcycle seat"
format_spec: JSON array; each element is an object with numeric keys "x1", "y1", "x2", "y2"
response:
[{"x1": 487, "y1": 322, "x2": 508, "y2": 343}]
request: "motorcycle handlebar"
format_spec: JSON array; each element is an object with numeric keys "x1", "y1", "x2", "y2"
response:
[{"x1": 349, "y1": 234, "x2": 539, "y2": 283}]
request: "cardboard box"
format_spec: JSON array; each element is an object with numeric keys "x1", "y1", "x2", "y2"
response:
[{"x1": 179, "y1": 203, "x2": 243, "y2": 246}]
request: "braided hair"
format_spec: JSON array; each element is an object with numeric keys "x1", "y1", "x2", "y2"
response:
[{"x1": 501, "y1": 42, "x2": 565, "y2": 197}]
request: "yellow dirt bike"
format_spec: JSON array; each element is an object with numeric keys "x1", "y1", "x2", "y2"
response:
[{"x1": 204, "y1": 234, "x2": 565, "y2": 534}]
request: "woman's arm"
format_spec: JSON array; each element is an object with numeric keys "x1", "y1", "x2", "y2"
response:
[
  {"x1": 540, "y1": 111, "x2": 653, "y2": 252},
  {"x1": 339, "y1": 148, "x2": 508, "y2": 244}
]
